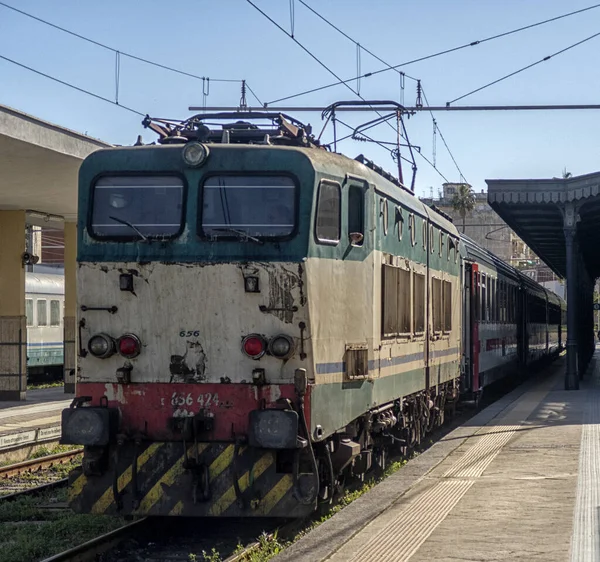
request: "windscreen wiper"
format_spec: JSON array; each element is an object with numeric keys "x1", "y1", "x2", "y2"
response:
[
  {"x1": 211, "y1": 227, "x2": 264, "y2": 245},
  {"x1": 109, "y1": 216, "x2": 148, "y2": 242}
]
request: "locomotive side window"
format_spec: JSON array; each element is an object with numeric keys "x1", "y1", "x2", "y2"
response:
[
  {"x1": 382, "y1": 264, "x2": 411, "y2": 337},
  {"x1": 413, "y1": 273, "x2": 425, "y2": 333},
  {"x1": 348, "y1": 186, "x2": 364, "y2": 245},
  {"x1": 315, "y1": 180, "x2": 341, "y2": 244},
  {"x1": 432, "y1": 278, "x2": 442, "y2": 333},
  {"x1": 50, "y1": 300, "x2": 61, "y2": 326},
  {"x1": 37, "y1": 299, "x2": 47, "y2": 327},
  {"x1": 91, "y1": 176, "x2": 184, "y2": 239},
  {"x1": 382, "y1": 265, "x2": 398, "y2": 337},
  {"x1": 25, "y1": 299, "x2": 34, "y2": 327},
  {"x1": 203, "y1": 175, "x2": 295, "y2": 239},
  {"x1": 443, "y1": 280, "x2": 452, "y2": 332}
]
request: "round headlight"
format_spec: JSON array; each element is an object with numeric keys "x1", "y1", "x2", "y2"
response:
[
  {"x1": 88, "y1": 333, "x2": 116, "y2": 359},
  {"x1": 182, "y1": 142, "x2": 209, "y2": 167},
  {"x1": 268, "y1": 335, "x2": 295, "y2": 359}
]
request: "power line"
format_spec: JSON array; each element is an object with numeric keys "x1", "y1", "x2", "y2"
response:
[
  {"x1": 447, "y1": 29, "x2": 600, "y2": 105},
  {"x1": 0, "y1": 54, "x2": 146, "y2": 116},
  {"x1": 0, "y1": 1, "x2": 249, "y2": 84},
  {"x1": 266, "y1": 2, "x2": 600, "y2": 105},
  {"x1": 245, "y1": 0, "x2": 360, "y2": 100},
  {"x1": 297, "y1": 0, "x2": 420, "y2": 83},
  {"x1": 247, "y1": 0, "x2": 457, "y2": 185},
  {"x1": 245, "y1": 0, "x2": 413, "y2": 168},
  {"x1": 294, "y1": 0, "x2": 466, "y2": 183},
  {"x1": 421, "y1": 88, "x2": 468, "y2": 183}
]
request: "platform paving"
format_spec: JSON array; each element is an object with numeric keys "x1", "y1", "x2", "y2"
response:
[
  {"x1": 275, "y1": 354, "x2": 599, "y2": 562},
  {"x1": 0, "y1": 386, "x2": 73, "y2": 451}
]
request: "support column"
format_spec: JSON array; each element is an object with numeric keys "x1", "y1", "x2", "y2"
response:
[
  {"x1": 564, "y1": 223, "x2": 579, "y2": 390},
  {"x1": 63, "y1": 222, "x2": 77, "y2": 394},
  {"x1": 0, "y1": 211, "x2": 27, "y2": 400}
]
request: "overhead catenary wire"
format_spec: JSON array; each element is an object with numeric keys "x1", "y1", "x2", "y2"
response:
[
  {"x1": 297, "y1": 0, "x2": 419, "y2": 83},
  {"x1": 296, "y1": 0, "x2": 466, "y2": 183},
  {"x1": 447, "y1": 29, "x2": 600, "y2": 105},
  {"x1": 246, "y1": 0, "x2": 451, "y2": 184},
  {"x1": 0, "y1": 0, "x2": 256, "y2": 88},
  {"x1": 266, "y1": 2, "x2": 600, "y2": 105},
  {"x1": 0, "y1": 53, "x2": 146, "y2": 116},
  {"x1": 422, "y1": 88, "x2": 468, "y2": 183}
]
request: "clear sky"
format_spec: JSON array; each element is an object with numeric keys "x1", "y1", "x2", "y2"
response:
[{"x1": 1, "y1": 0, "x2": 599, "y2": 198}]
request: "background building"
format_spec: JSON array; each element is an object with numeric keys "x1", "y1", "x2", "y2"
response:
[{"x1": 420, "y1": 182, "x2": 564, "y2": 298}]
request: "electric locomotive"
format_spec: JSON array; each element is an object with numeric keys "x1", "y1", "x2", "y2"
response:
[{"x1": 61, "y1": 111, "x2": 563, "y2": 518}]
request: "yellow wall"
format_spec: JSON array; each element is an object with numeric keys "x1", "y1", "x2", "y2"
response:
[
  {"x1": 0, "y1": 211, "x2": 25, "y2": 316},
  {"x1": 64, "y1": 222, "x2": 77, "y2": 317}
]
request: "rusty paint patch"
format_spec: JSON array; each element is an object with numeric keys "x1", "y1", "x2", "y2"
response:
[
  {"x1": 169, "y1": 341, "x2": 207, "y2": 383},
  {"x1": 264, "y1": 265, "x2": 301, "y2": 324}
]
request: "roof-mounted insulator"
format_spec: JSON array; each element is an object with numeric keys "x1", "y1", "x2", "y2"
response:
[{"x1": 416, "y1": 80, "x2": 423, "y2": 109}]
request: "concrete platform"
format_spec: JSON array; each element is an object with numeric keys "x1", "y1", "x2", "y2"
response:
[
  {"x1": 275, "y1": 354, "x2": 598, "y2": 562},
  {"x1": 0, "y1": 386, "x2": 72, "y2": 457}
]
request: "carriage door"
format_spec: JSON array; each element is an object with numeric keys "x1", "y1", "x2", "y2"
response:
[
  {"x1": 471, "y1": 264, "x2": 480, "y2": 393},
  {"x1": 462, "y1": 262, "x2": 472, "y2": 392}
]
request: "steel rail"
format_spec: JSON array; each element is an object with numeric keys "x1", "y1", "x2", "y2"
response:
[
  {"x1": 0, "y1": 449, "x2": 82, "y2": 479},
  {"x1": 0, "y1": 477, "x2": 68, "y2": 502},
  {"x1": 224, "y1": 520, "x2": 302, "y2": 562},
  {"x1": 40, "y1": 518, "x2": 150, "y2": 562}
]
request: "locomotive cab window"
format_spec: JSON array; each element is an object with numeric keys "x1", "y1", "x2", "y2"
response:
[
  {"x1": 348, "y1": 185, "x2": 364, "y2": 246},
  {"x1": 315, "y1": 180, "x2": 341, "y2": 244},
  {"x1": 202, "y1": 175, "x2": 296, "y2": 239},
  {"x1": 91, "y1": 176, "x2": 184, "y2": 239}
]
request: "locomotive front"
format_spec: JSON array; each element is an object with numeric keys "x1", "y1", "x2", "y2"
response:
[{"x1": 62, "y1": 130, "x2": 321, "y2": 517}]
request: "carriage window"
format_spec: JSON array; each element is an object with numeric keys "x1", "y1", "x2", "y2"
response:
[
  {"x1": 202, "y1": 175, "x2": 295, "y2": 239},
  {"x1": 50, "y1": 300, "x2": 61, "y2": 326},
  {"x1": 481, "y1": 274, "x2": 487, "y2": 322},
  {"x1": 413, "y1": 272, "x2": 425, "y2": 333},
  {"x1": 25, "y1": 299, "x2": 34, "y2": 327},
  {"x1": 91, "y1": 176, "x2": 184, "y2": 239},
  {"x1": 37, "y1": 300, "x2": 47, "y2": 326},
  {"x1": 315, "y1": 180, "x2": 341, "y2": 244},
  {"x1": 348, "y1": 186, "x2": 364, "y2": 245}
]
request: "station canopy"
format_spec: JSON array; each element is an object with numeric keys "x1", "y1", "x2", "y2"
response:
[
  {"x1": 0, "y1": 104, "x2": 110, "y2": 225},
  {"x1": 486, "y1": 173, "x2": 600, "y2": 280}
]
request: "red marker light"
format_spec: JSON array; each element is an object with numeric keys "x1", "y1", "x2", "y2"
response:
[
  {"x1": 117, "y1": 334, "x2": 141, "y2": 358},
  {"x1": 242, "y1": 335, "x2": 266, "y2": 359}
]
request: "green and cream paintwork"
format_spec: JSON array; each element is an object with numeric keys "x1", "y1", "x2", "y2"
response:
[{"x1": 77, "y1": 143, "x2": 462, "y2": 441}]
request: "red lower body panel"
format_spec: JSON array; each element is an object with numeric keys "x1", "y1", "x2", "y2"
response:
[{"x1": 76, "y1": 382, "x2": 308, "y2": 441}]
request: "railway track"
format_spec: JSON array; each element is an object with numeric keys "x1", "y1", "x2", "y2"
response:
[
  {"x1": 0, "y1": 449, "x2": 82, "y2": 498},
  {"x1": 0, "y1": 449, "x2": 82, "y2": 479},
  {"x1": 39, "y1": 517, "x2": 296, "y2": 562}
]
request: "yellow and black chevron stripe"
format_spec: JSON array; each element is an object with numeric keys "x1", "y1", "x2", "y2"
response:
[{"x1": 69, "y1": 441, "x2": 313, "y2": 517}]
